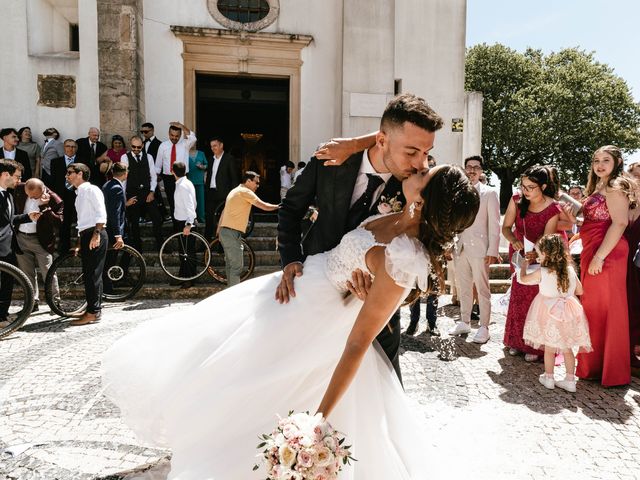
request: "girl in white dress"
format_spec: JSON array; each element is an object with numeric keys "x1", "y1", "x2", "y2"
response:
[
  {"x1": 520, "y1": 234, "x2": 592, "y2": 392},
  {"x1": 102, "y1": 165, "x2": 480, "y2": 480}
]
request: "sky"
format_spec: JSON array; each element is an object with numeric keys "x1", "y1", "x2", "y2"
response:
[{"x1": 466, "y1": 0, "x2": 640, "y2": 165}]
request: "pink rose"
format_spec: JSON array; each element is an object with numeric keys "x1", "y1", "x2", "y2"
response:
[
  {"x1": 297, "y1": 449, "x2": 314, "y2": 468},
  {"x1": 377, "y1": 202, "x2": 392, "y2": 214}
]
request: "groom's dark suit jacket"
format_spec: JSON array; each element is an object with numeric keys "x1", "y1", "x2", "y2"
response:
[{"x1": 277, "y1": 151, "x2": 404, "y2": 267}]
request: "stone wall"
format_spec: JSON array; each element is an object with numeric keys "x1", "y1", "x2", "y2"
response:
[{"x1": 97, "y1": 0, "x2": 145, "y2": 144}]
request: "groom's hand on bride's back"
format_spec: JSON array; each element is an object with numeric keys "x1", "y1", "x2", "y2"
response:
[
  {"x1": 276, "y1": 262, "x2": 304, "y2": 303},
  {"x1": 346, "y1": 269, "x2": 372, "y2": 301}
]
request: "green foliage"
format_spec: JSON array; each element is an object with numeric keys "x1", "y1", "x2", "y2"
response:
[{"x1": 465, "y1": 44, "x2": 640, "y2": 208}]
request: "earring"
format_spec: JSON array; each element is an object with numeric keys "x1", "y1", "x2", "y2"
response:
[{"x1": 409, "y1": 202, "x2": 416, "y2": 218}]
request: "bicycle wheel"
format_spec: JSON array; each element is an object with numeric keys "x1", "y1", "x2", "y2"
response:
[
  {"x1": 45, "y1": 251, "x2": 88, "y2": 318},
  {"x1": 102, "y1": 245, "x2": 147, "y2": 301},
  {"x1": 214, "y1": 202, "x2": 254, "y2": 237},
  {"x1": 0, "y1": 261, "x2": 35, "y2": 339},
  {"x1": 207, "y1": 237, "x2": 256, "y2": 284},
  {"x1": 159, "y1": 231, "x2": 210, "y2": 281}
]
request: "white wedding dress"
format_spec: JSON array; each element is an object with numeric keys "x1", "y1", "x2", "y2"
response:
[{"x1": 102, "y1": 215, "x2": 432, "y2": 479}]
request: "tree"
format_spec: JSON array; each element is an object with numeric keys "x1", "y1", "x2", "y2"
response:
[{"x1": 465, "y1": 44, "x2": 640, "y2": 210}]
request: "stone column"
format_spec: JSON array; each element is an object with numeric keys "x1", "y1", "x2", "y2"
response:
[
  {"x1": 463, "y1": 91, "x2": 483, "y2": 160},
  {"x1": 97, "y1": 0, "x2": 145, "y2": 144}
]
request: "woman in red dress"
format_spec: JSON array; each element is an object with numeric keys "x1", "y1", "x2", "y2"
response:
[
  {"x1": 502, "y1": 165, "x2": 561, "y2": 362},
  {"x1": 572, "y1": 145, "x2": 633, "y2": 387}
]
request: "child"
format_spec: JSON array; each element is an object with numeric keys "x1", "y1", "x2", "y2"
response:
[{"x1": 520, "y1": 234, "x2": 592, "y2": 392}]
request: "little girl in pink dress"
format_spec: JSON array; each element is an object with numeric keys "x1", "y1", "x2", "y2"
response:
[{"x1": 520, "y1": 234, "x2": 592, "y2": 392}]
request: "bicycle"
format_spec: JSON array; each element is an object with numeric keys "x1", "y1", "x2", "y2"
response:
[
  {"x1": 158, "y1": 230, "x2": 211, "y2": 282},
  {"x1": 44, "y1": 244, "x2": 147, "y2": 318},
  {"x1": 213, "y1": 201, "x2": 255, "y2": 237},
  {"x1": 207, "y1": 236, "x2": 256, "y2": 284},
  {"x1": 0, "y1": 260, "x2": 35, "y2": 339}
]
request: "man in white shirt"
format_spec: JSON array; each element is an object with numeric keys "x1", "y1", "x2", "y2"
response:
[
  {"x1": 172, "y1": 162, "x2": 197, "y2": 288},
  {"x1": 155, "y1": 122, "x2": 196, "y2": 220},
  {"x1": 449, "y1": 155, "x2": 501, "y2": 343},
  {"x1": 65, "y1": 163, "x2": 108, "y2": 326},
  {"x1": 279, "y1": 161, "x2": 295, "y2": 199}
]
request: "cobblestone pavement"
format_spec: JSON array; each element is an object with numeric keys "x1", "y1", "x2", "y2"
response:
[{"x1": 1, "y1": 297, "x2": 639, "y2": 480}]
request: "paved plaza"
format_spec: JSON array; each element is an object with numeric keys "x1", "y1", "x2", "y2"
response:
[{"x1": 1, "y1": 297, "x2": 639, "y2": 480}]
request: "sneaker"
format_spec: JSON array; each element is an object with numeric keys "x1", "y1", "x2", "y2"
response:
[
  {"x1": 538, "y1": 374, "x2": 555, "y2": 390},
  {"x1": 525, "y1": 354, "x2": 539, "y2": 362},
  {"x1": 555, "y1": 378, "x2": 577, "y2": 393},
  {"x1": 429, "y1": 326, "x2": 441, "y2": 337},
  {"x1": 448, "y1": 322, "x2": 471, "y2": 336},
  {"x1": 472, "y1": 326, "x2": 490, "y2": 344},
  {"x1": 508, "y1": 348, "x2": 520, "y2": 356}
]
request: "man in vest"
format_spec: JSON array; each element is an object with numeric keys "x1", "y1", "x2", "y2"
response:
[{"x1": 119, "y1": 136, "x2": 163, "y2": 251}]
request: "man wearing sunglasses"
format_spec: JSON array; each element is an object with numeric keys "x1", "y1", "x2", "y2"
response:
[
  {"x1": 217, "y1": 171, "x2": 279, "y2": 287},
  {"x1": 119, "y1": 136, "x2": 163, "y2": 252}
]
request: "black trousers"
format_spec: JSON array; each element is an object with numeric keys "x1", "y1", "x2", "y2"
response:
[
  {"x1": 59, "y1": 190, "x2": 77, "y2": 253},
  {"x1": 204, "y1": 187, "x2": 226, "y2": 240},
  {"x1": 80, "y1": 229, "x2": 108, "y2": 314},
  {"x1": 173, "y1": 220, "x2": 196, "y2": 279},
  {"x1": 0, "y1": 252, "x2": 17, "y2": 318},
  {"x1": 409, "y1": 294, "x2": 439, "y2": 329},
  {"x1": 162, "y1": 175, "x2": 176, "y2": 220},
  {"x1": 126, "y1": 194, "x2": 163, "y2": 251},
  {"x1": 376, "y1": 309, "x2": 402, "y2": 384}
]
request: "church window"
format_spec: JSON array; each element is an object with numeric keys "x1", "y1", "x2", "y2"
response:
[{"x1": 217, "y1": 0, "x2": 270, "y2": 23}]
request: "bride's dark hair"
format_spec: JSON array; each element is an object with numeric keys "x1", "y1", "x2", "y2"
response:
[{"x1": 415, "y1": 165, "x2": 480, "y2": 297}]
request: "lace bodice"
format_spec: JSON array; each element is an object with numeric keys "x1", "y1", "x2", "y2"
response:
[
  {"x1": 583, "y1": 193, "x2": 611, "y2": 223},
  {"x1": 324, "y1": 214, "x2": 431, "y2": 293}
]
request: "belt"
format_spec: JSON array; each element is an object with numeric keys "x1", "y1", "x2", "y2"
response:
[
  {"x1": 18, "y1": 231, "x2": 38, "y2": 236},
  {"x1": 79, "y1": 227, "x2": 101, "y2": 235}
]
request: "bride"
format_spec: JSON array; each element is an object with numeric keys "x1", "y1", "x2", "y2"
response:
[{"x1": 102, "y1": 164, "x2": 480, "y2": 479}]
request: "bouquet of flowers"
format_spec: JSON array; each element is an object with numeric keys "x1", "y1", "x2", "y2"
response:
[
  {"x1": 254, "y1": 411, "x2": 355, "y2": 480},
  {"x1": 377, "y1": 193, "x2": 403, "y2": 214}
]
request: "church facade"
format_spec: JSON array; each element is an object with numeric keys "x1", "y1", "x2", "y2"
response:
[{"x1": 2, "y1": 0, "x2": 480, "y2": 196}]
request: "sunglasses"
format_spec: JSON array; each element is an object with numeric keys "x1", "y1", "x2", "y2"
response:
[
  {"x1": 65, "y1": 172, "x2": 75, "y2": 177},
  {"x1": 131, "y1": 145, "x2": 143, "y2": 150}
]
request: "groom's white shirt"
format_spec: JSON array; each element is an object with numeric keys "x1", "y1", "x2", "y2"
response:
[
  {"x1": 456, "y1": 182, "x2": 500, "y2": 258},
  {"x1": 349, "y1": 149, "x2": 393, "y2": 207}
]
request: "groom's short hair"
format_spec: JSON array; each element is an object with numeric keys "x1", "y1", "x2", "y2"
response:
[{"x1": 381, "y1": 93, "x2": 443, "y2": 133}]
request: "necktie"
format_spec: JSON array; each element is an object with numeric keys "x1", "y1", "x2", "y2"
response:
[
  {"x1": 1, "y1": 191, "x2": 10, "y2": 218},
  {"x1": 170, "y1": 143, "x2": 177, "y2": 173},
  {"x1": 65, "y1": 158, "x2": 73, "y2": 189},
  {"x1": 347, "y1": 174, "x2": 384, "y2": 231},
  {"x1": 135, "y1": 154, "x2": 140, "y2": 163}
]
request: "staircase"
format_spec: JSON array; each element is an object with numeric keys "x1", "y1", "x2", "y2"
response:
[{"x1": 132, "y1": 218, "x2": 512, "y2": 299}]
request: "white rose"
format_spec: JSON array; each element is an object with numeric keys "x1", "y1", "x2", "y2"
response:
[
  {"x1": 314, "y1": 446, "x2": 334, "y2": 467},
  {"x1": 279, "y1": 444, "x2": 297, "y2": 468},
  {"x1": 377, "y1": 202, "x2": 392, "y2": 214},
  {"x1": 323, "y1": 436, "x2": 337, "y2": 451}
]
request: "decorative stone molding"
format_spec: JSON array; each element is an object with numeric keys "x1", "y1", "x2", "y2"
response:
[
  {"x1": 207, "y1": 0, "x2": 279, "y2": 32},
  {"x1": 171, "y1": 25, "x2": 312, "y2": 170}
]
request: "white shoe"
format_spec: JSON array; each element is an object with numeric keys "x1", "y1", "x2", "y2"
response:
[
  {"x1": 472, "y1": 326, "x2": 490, "y2": 344},
  {"x1": 538, "y1": 374, "x2": 555, "y2": 390},
  {"x1": 508, "y1": 348, "x2": 520, "y2": 356},
  {"x1": 448, "y1": 322, "x2": 471, "y2": 336},
  {"x1": 524, "y1": 354, "x2": 539, "y2": 362},
  {"x1": 555, "y1": 378, "x2": 577, "y2": 393}
]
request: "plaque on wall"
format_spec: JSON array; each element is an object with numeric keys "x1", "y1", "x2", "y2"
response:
[
  {"x1": 37, "y1": 75, "x2": 76, "y2": 108},
  {"x1": 451, "y1": 118, "x2": 464, "y2": 132}
]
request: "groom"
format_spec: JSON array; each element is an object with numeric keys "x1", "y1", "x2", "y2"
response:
[{"x1": 276, "y1": 93, "x2": 443, "y2": 381}]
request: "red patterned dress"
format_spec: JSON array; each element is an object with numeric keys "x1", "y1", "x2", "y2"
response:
[
  {"x1": 576, "y1": 193, "x2": 630, "y2": 386},
  {"x1": 503, "y1": 195, "x2": 561, "y2": 355}
]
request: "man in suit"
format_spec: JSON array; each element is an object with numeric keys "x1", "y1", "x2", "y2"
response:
[
  {"x1": 140, "y1": 122, "x2": 168, "y2": 220},
  {"x1": 120, "y1": 136, "x2": 163, "y2": 251},
  {"x1": 204, "y1": 137, "x2": 239, "y2": 239},
  {"x1": 76, "y1": 127, "x2": 108, "y2": 188},
  {"x1": 102, "y1": 163, "x2": 128, "y2": 294},
  {"x1": 1, "y1": 128, "x2": 32, "y2": 180},
  {"x1": 0, "y1": 160, "x2": 40, "y2": 327},
  {"x1": 449, "y1": 155, "x2": 501, "y2": 343},
  {"x1": 51, "y1": 139, "x2": 79, "y2": 253},
  {"x1": 14, "y1": 178, "x2": 64, "y2": 311},
  {"x1": 41, "y1": 127, "x2": 65, "y2": 188},
  {"x1": 277, "y1": 93, "x2": 443, "y2": 380}
]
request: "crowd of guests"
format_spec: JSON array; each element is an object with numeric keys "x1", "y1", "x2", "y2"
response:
[{"x1": 429, "y1": 147, "x2": 640, "y2": 391}]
